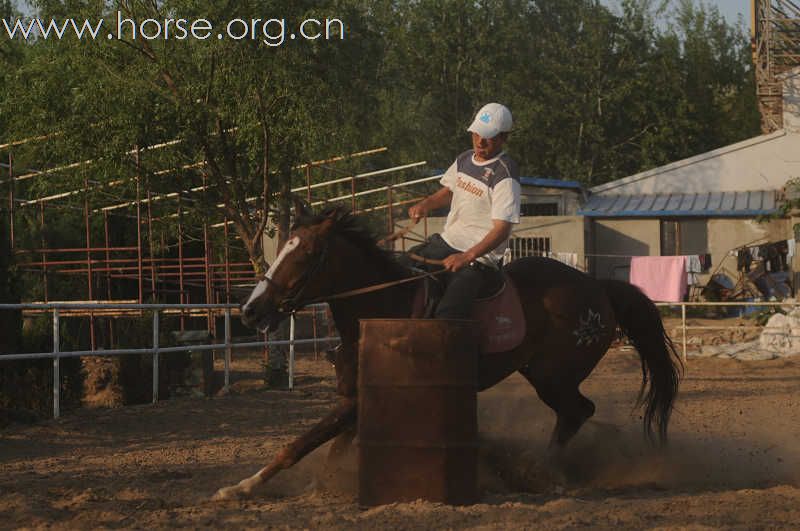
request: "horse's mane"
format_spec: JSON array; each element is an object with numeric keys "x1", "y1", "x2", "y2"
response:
[{"x1": 293, "y1": 206, "x2": 409, "y2": 278}]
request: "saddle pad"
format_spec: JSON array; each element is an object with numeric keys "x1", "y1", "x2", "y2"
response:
[
  {"x1": 410, "y1": 274, "x2": 526, "y2": 353},
  {"x1": 472, "y1": 276, "x2": 526, "y2": 353}
]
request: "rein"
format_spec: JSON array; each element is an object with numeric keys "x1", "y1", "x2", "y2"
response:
[
  {"x1": 407, "y1": 253, "x2": 444, "y2": 266},
  {"x1": 276, "y1": 216, "x2": 446, "y2": 312},
  {"x1": 310, "y1": 219, "x2": 447, "y2": 304},
  {"x1": 379, "y1": 217, "x2": 444, "y2": 267},
  {"x1": 377, "y1": 217, "x2": 422, "y2": 245},
  {"x1": 302, "y1": 266, "x2": 446, "y2": 306}
]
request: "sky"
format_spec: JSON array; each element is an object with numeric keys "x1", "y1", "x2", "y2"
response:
[
  {"x1": 711, "y1": 0, "x2": 751, "y2": 26},
  {"x1": 603, "y1": 1, "x2": 751, "y2": 28},
  {"x1": 12, "y1": 0, "x2": 752, "y2": 28}
]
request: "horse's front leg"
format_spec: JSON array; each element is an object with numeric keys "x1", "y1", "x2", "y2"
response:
[
  {"x1": 213, "y1": 397, "x2": 356, "y2": 500},
  {"x1": 327, "y1": 341, "x2": 359, "y2": 461},
  {"x1": 214, "y1": 342, "x2": 359, "y2": 501}
]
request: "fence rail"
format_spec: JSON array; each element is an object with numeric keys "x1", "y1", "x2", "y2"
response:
[
  {"x1": 0, "y1": 302, "x2": 339, "y2": 419},
  {"x1": 1, "y1": 300, "x2": 795, "y2": 419}
]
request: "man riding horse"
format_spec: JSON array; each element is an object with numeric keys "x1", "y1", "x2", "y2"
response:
[
  {"x1": 218, "y1": 103, "x2": 681, "y2": 501},
  {"x1": 402, "y1": 102, "x2": 519, "y2": 318}
]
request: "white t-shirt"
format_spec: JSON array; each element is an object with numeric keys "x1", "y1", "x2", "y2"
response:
[{"x1": 439, "y1": 150, "x2": 521, "y2": 266}]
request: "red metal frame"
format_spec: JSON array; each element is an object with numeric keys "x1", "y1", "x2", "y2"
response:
[{"x1": 2, "y1": 142, "x2": 435, "y2": 354}]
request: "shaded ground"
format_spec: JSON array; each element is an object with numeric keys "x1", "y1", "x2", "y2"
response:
[{"x1": 2, "y1": 348, "x2": 800, "y2": 529}]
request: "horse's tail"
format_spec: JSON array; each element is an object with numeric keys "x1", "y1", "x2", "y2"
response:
[{"x1": 603, "y1": 279, "x2": 682, "y2": 445}]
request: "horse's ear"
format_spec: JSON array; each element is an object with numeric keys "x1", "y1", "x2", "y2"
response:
[
  {"x1": 292, "y1": 196, "x2": 313, "y2": 220},
  {"x1": 318, "y1": 216, "x2": 337, "y2": 236},
  {"x1": 324, "y1": 205, "x2": 347, "y2": 221}
]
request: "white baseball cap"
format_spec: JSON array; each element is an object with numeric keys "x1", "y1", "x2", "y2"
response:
[{"x1": 467, "y1": 103, "x2": 513, "y2": 139}]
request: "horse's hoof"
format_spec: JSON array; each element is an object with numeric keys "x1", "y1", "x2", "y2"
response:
[{"x1": 212, "y1": 485, "x2": 249, "y2": 501}]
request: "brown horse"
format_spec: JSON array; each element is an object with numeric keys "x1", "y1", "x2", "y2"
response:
[{"x1": 213, "y1": 204, "x2": 681, "y2": 500}]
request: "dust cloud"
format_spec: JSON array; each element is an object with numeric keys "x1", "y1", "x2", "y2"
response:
[{"x1": 476, "y1": 370, "x2": 800, "y2": 495}]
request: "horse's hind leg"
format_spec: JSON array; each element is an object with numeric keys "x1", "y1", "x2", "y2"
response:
[
  {"x1": 547, "y1": 392, "x2": 595, "y2": 452},
  {"x1": 518, "y1": 364, "x2": 595, "y2": 453}
]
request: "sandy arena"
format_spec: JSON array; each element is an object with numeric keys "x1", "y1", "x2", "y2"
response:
[{"x1": 2, "y1": 347, "x2": 800, "y2": 529}]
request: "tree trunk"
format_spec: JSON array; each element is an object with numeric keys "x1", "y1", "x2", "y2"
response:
[
  {"x1": 265, "y1": 177, "x2": 292, "y2": 389},
  {"x1": 0, "y1": 215, "x2": 21, "y2": 356},
  {"x1": 0, "y1": 215, "x2": 30, "y2": 424}
]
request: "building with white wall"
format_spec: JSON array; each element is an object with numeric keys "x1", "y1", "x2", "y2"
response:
[{"x1": 580, "y1": 67, "x2": 800, "y2": 288}]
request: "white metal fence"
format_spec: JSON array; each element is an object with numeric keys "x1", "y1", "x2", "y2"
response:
[
  {"x1": 0, "y1": 300, "x2": 793, "y2": 419},
  {"x1": 0, "y1": 302, "x2": 339, "y2": 419}
]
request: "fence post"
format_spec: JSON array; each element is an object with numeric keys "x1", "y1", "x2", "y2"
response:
[
  {"x1": 681, "y1": 303, "x2": 687, "y2": 363},
  {"x1": 311, "y1": 306, "x2": 319, "y2": 360},
  {"x1": 289, "y1": 312, "x2": 295, "y2": 391},
  {"x1": 52, "y1": 308, "x2": 60, "y2": 419},
  {"x1": 224, "y1": 308, "x2": 231, "y2": 392},
  {"x1": 152, "y1": 311, "x2": 159, "y2": 404}
]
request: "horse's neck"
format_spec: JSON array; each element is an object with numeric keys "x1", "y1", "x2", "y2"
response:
[
  {"x1": 326, "y1": 247, "x2": 416, "y2": 346},
  {"x1": 328, "y1": 283, "x2": 416, "y2": 343}
]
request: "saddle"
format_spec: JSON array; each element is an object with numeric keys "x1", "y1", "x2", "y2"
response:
[{"x1": 411, "y1": 272, "x2": 526, "y2": 353}]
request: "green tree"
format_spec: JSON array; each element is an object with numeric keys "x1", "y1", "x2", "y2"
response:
[
  {"x1": 373, "y1": 0, "x2": 759, "y2": 185},
  {"x1": 5, "y1": 0, "x2": 380, "y2": 270}
]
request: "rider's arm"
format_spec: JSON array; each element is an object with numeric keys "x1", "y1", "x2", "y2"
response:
[
  {"x1": 408, "y1": 187, "x2": 453, "y2": 221},
  {"x1": 462, "y1": 220, "x2": 513, "y2": 262},
  {"x1": 441, "y1": 219, "x2": 512, "y2": 272}
]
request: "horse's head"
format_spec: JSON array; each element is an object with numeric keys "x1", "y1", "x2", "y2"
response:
[{"x1": 241, "y1": 202, "x2": 341, "y2": 331}]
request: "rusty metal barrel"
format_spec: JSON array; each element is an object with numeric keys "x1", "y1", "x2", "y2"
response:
[{"x1": 357, "y1": 319, "x2": 479, "y2": 506}]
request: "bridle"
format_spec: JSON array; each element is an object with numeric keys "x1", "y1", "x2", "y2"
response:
[
  {"x1": 268, "y1": 219, "x2": 446, "y2": 314},
  {"x1": 274, "y1": 239, "x2": 332, "y2": 313}
]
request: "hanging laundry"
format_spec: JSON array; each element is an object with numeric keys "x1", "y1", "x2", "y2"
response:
[
  {"x1": 737, "y1": 248, "x2": 752, "y2": 272},
  {"x1": 629, "y1": 256, "x2": 688, "y2": 302},
  {"x1": 774, "y1": 241, "x2": 789, "y2": 271},
  {"x1": 685, "y1": 255, "x2": 702, "y2": 286},
  {"x1": 762, "y1": 243, "x2": 782, "y2": 272},
  {"x1": 788, "y1": 239, "x2": 795, "y2": 260},
  {"x1": 699, "y1": 253, "x2": 712, "y2": 271},
  {"x1": 502, "y1": 247, "x2": 512, "y2": 265}
]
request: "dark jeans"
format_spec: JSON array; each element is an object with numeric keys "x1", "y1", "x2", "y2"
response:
[{"x1": 398, "y1": 234, "x2": 503, "y2": 319}]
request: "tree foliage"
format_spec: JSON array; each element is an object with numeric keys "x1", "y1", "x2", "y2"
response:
[
  {"x1": 1, "y1": 0, "x2": 761, "y2": 261},
  {"x1": 5, "y1": 0, "x2": 380, "y2": 270},
  {"x1": 372, "y1": 0, "x2": 759, "y2": 182}
]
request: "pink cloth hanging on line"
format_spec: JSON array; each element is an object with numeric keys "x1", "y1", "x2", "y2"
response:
[{"x1": 628, "y1": 256, "x2": 687, "y2": 302}]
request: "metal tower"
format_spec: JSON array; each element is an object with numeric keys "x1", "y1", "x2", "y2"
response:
[{"x1": 752, "y1": 0, "x2": 800, "y2": 133}]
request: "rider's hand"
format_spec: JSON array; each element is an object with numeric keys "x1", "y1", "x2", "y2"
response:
[
  {"x1": 408, "y1": 201, "x2": 427, "y2": 222},
  {"x1": 442, "y1": 252, "x2": 475, "y2": 272}
]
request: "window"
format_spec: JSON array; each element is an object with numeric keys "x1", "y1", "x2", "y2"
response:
[
  {"x1": 660, "y1": 221, "x2": 677, "y2": 256},
  {"x1": 508, "y1": 237, "x2": 551, "y2": 260},
  {"x1": 521, "y1": 202, "x2": 559, "y2": 216},
  {"x1": 660, "y1": 219, "x2": 708, "y2": 255}
]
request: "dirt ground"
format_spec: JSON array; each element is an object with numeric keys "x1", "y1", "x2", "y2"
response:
[{"x1": 2, "y1": 346, "x2": 800, "y2": 530}]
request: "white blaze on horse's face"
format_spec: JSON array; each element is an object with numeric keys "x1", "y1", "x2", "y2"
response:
[{"x1": 242, "y1": 236, "x2": 301, "y2": 316}]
